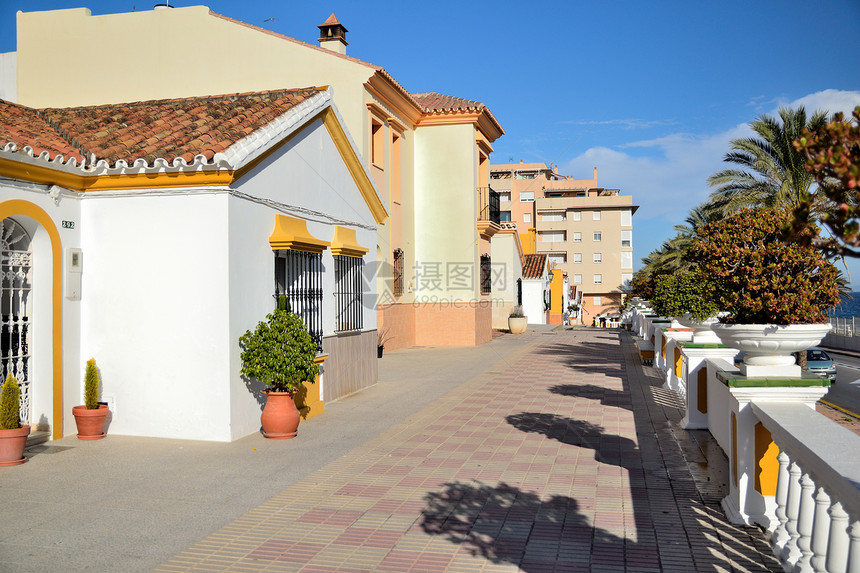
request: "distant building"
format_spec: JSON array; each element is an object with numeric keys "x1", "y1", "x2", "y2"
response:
[{"x1": 490, "y1": 162, "x2": 637, "y2": 320}]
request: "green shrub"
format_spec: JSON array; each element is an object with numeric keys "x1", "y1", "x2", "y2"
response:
[
  {"x1": 239, "y1": 309, "x2": 319, "y2": 393},
  {"x1": 650, "y1": 269, "x2": 720, "y2": 322},
  {"x1": 84, "y1": 358, "x2": 100, "y2": 410},
  {"x1": 690, "y1": 207, "x2": 839, "y2": 324},
  {"x1": 0, "y1": 373, "x2": 21, "y2": 430}
]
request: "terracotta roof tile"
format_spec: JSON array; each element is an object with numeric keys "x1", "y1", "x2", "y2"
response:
[
  {"x1": 0, "y1": 88, "x2": 321, "y2": 168},
  {"x1": 522, "y1": 254, "x2": 547, "y2": 279},
  {"x1": 411, "y1": 92, "x2": 486, "y2": 113}
]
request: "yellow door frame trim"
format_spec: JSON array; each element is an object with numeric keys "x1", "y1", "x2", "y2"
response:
[{"x1": 0, "y1": 200, "x2": 63, "y2": 439}]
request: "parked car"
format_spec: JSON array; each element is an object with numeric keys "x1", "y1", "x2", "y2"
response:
[{"x1": 806, "y1": 347, "x2": 837, "y2": 382}]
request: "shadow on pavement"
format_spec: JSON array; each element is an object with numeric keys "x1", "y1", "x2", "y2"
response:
[{"x1": 548, "y1": 383, "x2": 634, "y2": 412}]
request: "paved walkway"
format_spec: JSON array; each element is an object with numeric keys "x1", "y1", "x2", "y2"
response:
[{"x1": 2, "y1": 328, "x2": 781, "y2": 572}]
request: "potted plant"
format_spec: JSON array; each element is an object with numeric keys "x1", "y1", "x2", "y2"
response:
[
  {"x1": 508, "y1": 305, "x2": 527, "y2": 334},
  {"x1": 377, "y1": 328, "x2": 393, "y2": 358},
  {"x1": 650, "y1": 269, "x2": 721, "y2": 342},
  {"x1": 239, "y1": 301, "x2": 320, "y2": 439},
  {"x1": 71, "y1": 358, "x2": 109, "y2": 440},
  {"x1": 690, "y1": 207, "x2": 840, "y2": 376},
  {"x1": 0, "y1": 373, "x2": 29, "y2": 466}
]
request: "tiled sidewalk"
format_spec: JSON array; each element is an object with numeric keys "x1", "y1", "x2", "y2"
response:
[{"x1": 156, "y1": 328, "x2": 780, "y2": 572}]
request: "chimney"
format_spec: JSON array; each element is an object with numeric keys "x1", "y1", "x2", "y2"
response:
[
  {"x1": 317, "y1": 13, "x2": 348, "y2": 55},
  {"x1": 593, "y1": 166, "x2": 598, "y2": 183}
]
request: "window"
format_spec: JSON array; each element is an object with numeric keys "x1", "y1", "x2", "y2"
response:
[
  {"x1": 371, "y1": 118, "x2": 384, "y2": 166},
  {"x1": 622, "y1": 273, "x2": 633, "y2": 287},
  {"x1": 480, "y1": 254, "x2": 491, "y2": 295},
  {"x1": 573, "y1": 253, "x2": 582, "y2": 263},
  {"x1": 498, "y1": 192, "x2": 511, "y2": 202},
  {"x1": 573, "y1": 232, "x2": 582, "y2": 242},
  {"x1": 542, "y1": 212, "x2": 564, "y2": 222},
  {"x1": 573, "y1": 274, "x2": 582, "y2": 284},
  {"x1": 276, "y1": 250, "x2": 323, "y2": 350},
  {"x1": 593, "y1": 211, "x2": 601, "y2": 221},
  {"x1": 523, "y1": 213, "x2": 531, "y2": 223},
  {"x1": 621, "y1": 251, "x2": 633, "y2": 269},
  {"x1": 500, "y1": 211, "x2": 511, "y2": 222},
  {"x1": 539, "y1": 231, "x2": 565, "y2": 243},
  {"x1": 621, "y1": 229, "x2": 632, "y2": 248},
  {"x1": 593, "y1": 296, "x2": 602, "y2": 306},
  {"x1": 520, "y1": 191, "x2": 534, "y2": 202},
  {"x1": 334, "y1": 255, "x2": 363, "y2": 332},
  {"x1": 593, "y1": 253, "x2": 602, "y2": 263},
  {"x1": 572, "y1": 211, "x2": 581, "y2": 221},
  {"x1": 621, "y1": 209, "x2": 632, "y2": 227},
  {"x1": 548, "y1": 253, "x2": 567, "y2": 265},
  {"x1": 593, "y1": 274, "x2": 602, "y2": 284},
  {"x1": 593, "y1": 231, "x2": 602, "y2": 242},
  {"x1": 393, "y1": 248, "x2": 404, "y2": 297}
]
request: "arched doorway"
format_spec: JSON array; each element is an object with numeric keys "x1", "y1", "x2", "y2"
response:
[{"x1": 1, "y1": 218, "x2": 32, "y2": 425}]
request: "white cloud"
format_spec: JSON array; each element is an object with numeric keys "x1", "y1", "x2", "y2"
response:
[
  {"x1": 560, "y1": 89, "x2": 860, "y2": 283},
  {"x1": 561, "y1": 89, "x2": 860, "y2": 225}
]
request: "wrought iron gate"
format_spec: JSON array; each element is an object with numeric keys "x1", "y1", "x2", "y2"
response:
[{"x1": 1, "y1": 218, "x2": 32, "y2": 425}]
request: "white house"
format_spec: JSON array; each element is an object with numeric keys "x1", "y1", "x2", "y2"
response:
[
  {"x1": 0, "y1": 87, "x2": 386, "y2": 442},
  {"x1": 521, "y1": 254, "x2": 551, "y2": 325}
]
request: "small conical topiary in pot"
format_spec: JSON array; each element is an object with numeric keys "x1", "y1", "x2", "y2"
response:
[
  {"x1": 84, "y1": 358, "x2": 100, "y2": 410},
  {"x1": 0, "y1": 373, "x2": 21, "y2": 430}
]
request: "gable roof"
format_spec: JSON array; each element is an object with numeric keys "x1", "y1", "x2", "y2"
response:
[
  {"x1": 0, "y1": 88, "x2": 321, "y2": 168},
  {"x1": 0, "y1": 87, "x2": 388, "y2": 224},
  {"x1": 522, "y1": 254, "x2": 548, "y2": 279}
]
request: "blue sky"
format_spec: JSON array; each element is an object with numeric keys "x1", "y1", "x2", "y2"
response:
[{"x1": 2, "y1": 0, "x2": 860, "y2": 285}]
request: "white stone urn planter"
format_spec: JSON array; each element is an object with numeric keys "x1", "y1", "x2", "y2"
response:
[
  {"x1": 676, "y1": 313, "x2": 723, "y2": 344},
  {"x1": 508, "y1": 316, "x2": 527, "y2": 334},
  {"x1": 710, "y1": 322, "x2": 832, "y2": 377}
]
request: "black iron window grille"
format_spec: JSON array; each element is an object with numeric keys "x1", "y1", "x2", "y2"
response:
[
  {"x1": 477, "y1": 187, "x2": 501, "y2": 224},
  {"x1": 274, "y1": 250, "x2": 323, "y2": 350},
  {"x1": 334, "y1": 255, "x2": 363, "y2": 332},
  {"x1": 480, "y1": 254, "x2": 492, "y2": 295},
  {"x1": 392, "y1": 248, "x2": 404, "y2": 297}
]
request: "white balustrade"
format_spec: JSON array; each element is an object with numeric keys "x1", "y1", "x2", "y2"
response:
[{"x1": 751, "y1": 402, "x2": 860, "y2": 573}]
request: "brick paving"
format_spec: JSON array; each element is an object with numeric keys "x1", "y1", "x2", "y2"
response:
[{"x1": 156, "y1": 328, "x2": 780, "y2": 572}]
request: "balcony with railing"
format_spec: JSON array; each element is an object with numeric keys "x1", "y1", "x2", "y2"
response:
[{"x1": 476, "y1": 186, "x2": 501, "y2": 239}]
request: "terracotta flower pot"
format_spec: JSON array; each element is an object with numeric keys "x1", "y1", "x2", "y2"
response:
[
  {"x1": 261, "y1": 391, "x2": 301, "y2": 439},
  {"x1": 0, "y1": 424, "x2": 30, "y2": 466},
  {"x1": 72, "y1": 404, "x2": 109, "y2": 440}
]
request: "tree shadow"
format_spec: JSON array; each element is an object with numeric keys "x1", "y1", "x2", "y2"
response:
[
  {"x1": 506, "y1": 412, "x2": 639, "y2": 468},
  {"x1": 548, "y1": 383, "x2": 633, "y2": 412},
  {"x1": 420, "y1": 480, "x2": 635, "y2": 572},
  {"x1": 532, "y1": 337, "x2": 625, "y2": 378}
]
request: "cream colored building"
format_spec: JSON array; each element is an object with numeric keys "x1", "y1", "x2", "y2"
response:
[
  {"x1": 490, "y1": 162, "x2": 637, "y2": 320},
  {"x1": 12, "y1": 6, "x2": 504, "y2": 348}
]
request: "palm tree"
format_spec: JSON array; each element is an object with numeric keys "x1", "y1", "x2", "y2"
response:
[{"x1": 707, "y1": 106, "x2": 828, "y2": 216}]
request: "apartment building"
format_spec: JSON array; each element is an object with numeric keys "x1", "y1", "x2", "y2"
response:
[{"x1": 490, "y1": 162, "x2": 637, "y2": 321}]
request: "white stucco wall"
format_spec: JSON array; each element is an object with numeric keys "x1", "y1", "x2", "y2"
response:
[
  {"x1": 489, "y1": 233, "x2": 523, "y2": 329},
  {"x1": 413, "y1": 123, "x2": 478, "y2": 302},
  {"x1": 523, "y1": 278, "x2": 548, "y2": 325},
  {"x1": 81, "y1": 192, "x2": 233, "y2": 441},
  {"x1": 0, "y1": 52, "x2": 17, "y2": 103}
]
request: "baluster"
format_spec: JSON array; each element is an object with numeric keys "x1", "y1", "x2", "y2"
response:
[
  {"x1": 848, "y1": 520, "x2": 860, "y2": 573},
  {"x1": 795, "y1": 472, "x2": 816, "y2": 571},
  {"x1": 772, "y1": 451, "x2": 791, "y2": 554},
  {"x1": 810, "y1": 486, "x2": 832, "y2": 571},
  {"x1": 827, "y1": 502, "x2": 850, "y2": 573},
  {"x1": 783, "y1": 461, "x2": 803, "y2": 564}
]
